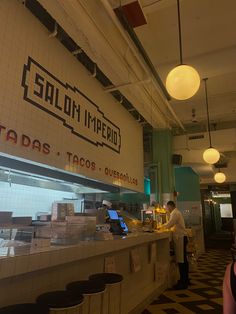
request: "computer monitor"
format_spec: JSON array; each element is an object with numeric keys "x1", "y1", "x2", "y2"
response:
[
  {"x1": 107, "y1": 209, "x2": 119, "y2": 220},
  {"x1": 118, "y1": 217, "x2": 129, "y2": 233}
]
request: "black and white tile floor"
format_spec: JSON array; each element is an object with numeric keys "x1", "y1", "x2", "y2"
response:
[{"x1": 142, "y1": 249, "x2": 232, "y2": 314}]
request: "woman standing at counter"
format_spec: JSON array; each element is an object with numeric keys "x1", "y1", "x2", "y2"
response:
[
  {"x1": 162, "y1": 201, "x2": 189, "y2": 290},
  {"x1": 223, "y1": 258, "x2": 236, "y2": 313}
]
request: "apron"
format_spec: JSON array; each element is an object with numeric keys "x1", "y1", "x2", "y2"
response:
[{"x1": 173, "y1": 234, "x2": 184, "y2": 263}]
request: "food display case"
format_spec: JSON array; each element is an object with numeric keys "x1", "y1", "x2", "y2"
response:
[
  {"x1": 141, "y1": 206, "x2": 168, "y2": 229},
  {"x1": 51, "y1": 216, "x2": 96, "y2": 245}
]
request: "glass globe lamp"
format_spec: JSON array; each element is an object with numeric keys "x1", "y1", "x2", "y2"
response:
[
  {"x1": 203, "y1": 147, "x2": 220, "y2": 164},
  {"x1": 214, "y1": 172, "x2": 226, "y2": 184},
  {"x1": 166, "y1": 65, "x2": 200, "y2": 100}
]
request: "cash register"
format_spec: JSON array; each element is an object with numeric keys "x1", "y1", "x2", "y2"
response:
[{"x1": 107, "y1": 209, "x2": 129, "y2": 235}]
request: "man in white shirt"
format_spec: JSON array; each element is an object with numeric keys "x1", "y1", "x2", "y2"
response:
[{"x1": 164, "y1": 201, "x2": 189, "y2": 289}]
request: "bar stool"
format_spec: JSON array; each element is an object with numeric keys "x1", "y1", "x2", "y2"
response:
[
  {"x1": 89, "y1": 273, "x2": 123, "y2": 314},
  {"x1": 37, "y1": 290, "x2": 83, "y2": 314},
  {"x1": 0, "y1": 303, "x2": 49, "y2": 314},
  {"x1": 67, "y1": 280, "x2": 106, "y2": 314}
]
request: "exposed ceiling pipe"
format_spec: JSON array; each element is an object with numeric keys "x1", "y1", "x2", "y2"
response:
[
  {"x1": 38, "y1": 0, "x2": 182, "y2": 129},
  {"x1": 24, "y1": 0, "x2": 153, "y2": 129},
  {"x1": 115, "y1": 5, "x2": 170, "y2": 100},
  {"x1": 99, "y1": 0, "x2": 157, "y2": 82},
  {"x1": 72, "y1": 48, "x2": 83, "y2": 55},
  {"x1": 150, "y1": 81, "x2": 185, "y2": 130},
  {"x1": 99, "y1": 0, "x2": 185, "y2": 131},
  {"x1": 76, "y1": 0, "x2": 169, "y2": 128},
  {"x1": 92, "y1": 63, "x2": 97, "y2": 77},
  {"x1": 49, "y1": 22, "x2": 58, "y2": 37},
  {"x1": 104, "y1": 78, "x2": 150, "y2": 92}
]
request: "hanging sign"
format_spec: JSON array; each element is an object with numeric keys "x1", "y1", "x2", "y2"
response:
[{"x1": 22, "y1": 57, "x2": 121, "y2": 154}]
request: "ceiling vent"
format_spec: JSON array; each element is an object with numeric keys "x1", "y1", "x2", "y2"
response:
[{"x1": 188, "y1": 134, "x2": 205, "y2": 140}]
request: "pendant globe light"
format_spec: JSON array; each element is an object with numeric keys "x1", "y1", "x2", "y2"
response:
[
  {"x1": 166, "y1": 0, "x2": 200, "y2": 100},
  {"x1": 214, "y1": 170, "x2": 226, "y2": 184},
  {"x1": 202, "y1": 78, "x2": 220, "y2": 164}
]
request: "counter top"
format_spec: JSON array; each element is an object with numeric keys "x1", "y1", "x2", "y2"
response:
[{"x1": 0, "y1": 231, "x2": 170, "y2": 280}]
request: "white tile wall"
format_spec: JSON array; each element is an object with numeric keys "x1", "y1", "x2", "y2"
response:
[{"x1": 0, "y1": 182, "x2": 78, "y2": 218}]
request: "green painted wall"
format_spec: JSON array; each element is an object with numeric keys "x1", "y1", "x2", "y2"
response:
[
  {"x1": 175, "y1": 167, "x2": 201, "y2": 202},
  {"x1": 144, "y1": 178, "x2": 151, "y2": 195},
  {"x1": 211, "y1": 197, "x2": 231, "y2": 231},
  {"x1": 152, "y1": 129, "x2": 174, "y2": 201}
]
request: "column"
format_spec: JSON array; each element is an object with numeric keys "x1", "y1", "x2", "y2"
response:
[
  {"x1": 151, "y1": 129, "x2": 174, "y2": 204},
  {"x1": 175, "y1": 166, "x2": 205, "y2": 253}
]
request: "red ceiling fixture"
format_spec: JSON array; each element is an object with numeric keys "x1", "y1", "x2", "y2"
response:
[{"x1": 114, "y1": 1, "x2": 147, "y2": 28}]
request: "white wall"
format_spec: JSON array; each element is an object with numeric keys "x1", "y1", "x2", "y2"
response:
[
  {"x1": 0, "y1": 182, "x2": 78, "y2": 218},
  {"x1": 0, "y1": 0, "x2": 144, "y2": 192}
]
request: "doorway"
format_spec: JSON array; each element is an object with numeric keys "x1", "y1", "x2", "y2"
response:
[{"x1": 201, "y1": 188, "x2": 233, "y2": 249}]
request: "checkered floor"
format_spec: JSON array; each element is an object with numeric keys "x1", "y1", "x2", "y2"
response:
[{"x1": 142, "y1": 249, "x2": 232, "y2": 314}]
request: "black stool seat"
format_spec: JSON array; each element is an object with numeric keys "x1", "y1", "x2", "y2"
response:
[
  {"x1": 89, "y1": 273, "x2": 123, "y2": 284},
  {"x1": 0, "y1": 303, "x2": 49, "y2": 314},
  {"x1": 67, "y1": 280, "x2": 106, "y2": 295},
  {"x1": 37, "y1": 290, "x2": 83, "y2": 309}
]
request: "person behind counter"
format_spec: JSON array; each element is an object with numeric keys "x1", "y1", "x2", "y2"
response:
[
  {"x1": 159, "y1": 201, "x2": 189, "y2": 290},
  {"x1": 96, "y1": 200, "x2": 112, "y2": 224},
  {"x1": 102, "y1": 200, "x2": 112, "y2": 209}
]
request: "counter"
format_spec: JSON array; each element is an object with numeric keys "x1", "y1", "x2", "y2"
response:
[{"x1": 0, "y1": 231, "x2": 171, "y2": 313}]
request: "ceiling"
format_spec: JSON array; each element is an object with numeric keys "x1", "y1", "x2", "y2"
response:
[
  {"x1": 122, "y1": 0, "x2": 236, "y2": 184},
  {"x1": 36, "y1": 0, "x2": 236, "y2": 184},
  {"x1": 135, "y1": 0, "x2": 236, "y2": 130}
]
